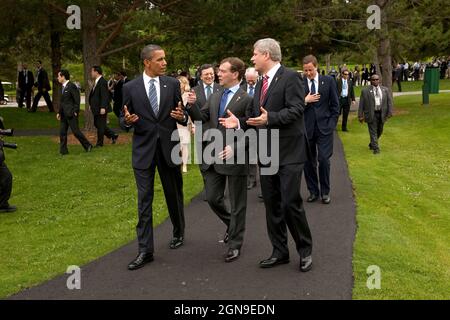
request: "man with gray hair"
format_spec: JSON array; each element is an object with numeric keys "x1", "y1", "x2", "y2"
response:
[
  {"x1": 120, "y1": 44, "x2": 191, "y2": 271},
  {"x1": 246, "y1": 38, "x2": 313, "y2": 272}
]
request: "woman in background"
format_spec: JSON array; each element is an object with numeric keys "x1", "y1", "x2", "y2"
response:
[{"x1": 176, "y1": 76, "x2": 193, "y2": 173}]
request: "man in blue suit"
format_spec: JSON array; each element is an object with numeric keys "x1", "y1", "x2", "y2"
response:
[{"x1": 302, "y1": 55, "x2": 339, "y2": 204}]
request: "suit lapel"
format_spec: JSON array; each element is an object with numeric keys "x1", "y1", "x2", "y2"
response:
[
  {"x1": 225, "y1": 89, "x2": 244, "y2": 114},
  {"x1": 262, "y1": 66, "x2": 284, "y2": 106},
  {"x1": 159, "y1": 76, "x2": 169, "y2": 119},
  {"x1": 211, "y1": 88, "x2": 224, "y2": 126}
]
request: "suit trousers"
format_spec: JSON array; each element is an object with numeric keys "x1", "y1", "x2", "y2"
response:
[
  {"x1": 133, "y1": 140, "x2": 185, "y2": 254},
  {"x1": 0, "y1": 163, "x2": 12, "y2": 208},
  {"x1": 94, "y1": 114, "x2": 116, "y2": 146},
  {"x1": 204, "y1": 167, "x2": 247, "y2": 250},
  {"x1": 339, "y1": 97, "x2": 350, "y2": 130},
  {"x1": 260, "y1": 163, "x2": 312, "y2": 259},
  {"x1": 368, "y1": 111, "x2": 384, "y2": 151},
  {"x1": 31, "y1": 90, "x2": 54, "y2": 112},
  {"x1": 18, "y1": 88, "x2": 32, "y2": 109},
  {"x1": 59, "y1": 116, "x2": 91, "y2": 154},
  {"x1": 304, "y1": 126, "x2": 334, "y2": 197}
]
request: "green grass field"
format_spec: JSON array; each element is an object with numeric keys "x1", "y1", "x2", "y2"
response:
[
  {"x1": 340, "y1": 93, "x2": 450, "y2": 299},
  {"x1": 0, "y1": 136, "x2": 203, "y2": 298}
]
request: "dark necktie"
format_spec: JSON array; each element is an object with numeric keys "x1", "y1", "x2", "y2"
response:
[
  {"x1": 310, "y1": 79, "x2": 316, "y2": 94},
  {"x1": 148, "y1": 79, "x2": 159, "y2": 115},
  {"x1": 249, "y1": 85, "x2": 255, "y2": 97},
  {"x1": 218, "y1": 89, "x2": 232, "y2": 119},
  {"x1": 259, "y1": 75, "x2": 269, "y2": 105},
  {"x1": 206, "y1": 85, "x2": 212, "y2": 99}
]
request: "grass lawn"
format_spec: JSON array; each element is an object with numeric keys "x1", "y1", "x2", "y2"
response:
[
  {"x1": 0, "y1": 136, "x2": 203, "y2": 298},
  {"x1": 0, "y1": 104, "x2": 120, "y2": 130},
  {"x1": 340, "y1": 93, "x2": 450, "y2": 299},
  {"x1": 353, "y1": 79, "x2": 450, "y2": 97}
]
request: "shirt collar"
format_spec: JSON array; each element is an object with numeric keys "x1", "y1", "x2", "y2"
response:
[
  {"x1": 308, "y1": 72, "x2": 319, "y2": 84},
  {"x1": 203, "y1": 82, "x2": 213, "y2": 90},
  {"x1": 63, "y1": 80, "x2": 69, "y2": 87},
  {"x1": 227, "y1": 83, "x2": 241, "y2": 94},
  {"x1": 143, "y1": 72, "x2": 159, "y2": 85},
  {"x1": 265, "y1": 63, "x2": 281, "y2": 80}
]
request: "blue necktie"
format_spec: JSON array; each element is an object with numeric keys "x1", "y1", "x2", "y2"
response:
[
  {"x1": 148, "y1": 79, "x2": 159, "y2": 115},
  {"x1": 248, "y1": 86, "x2": 254, "y2": 97},
  {"x1": 218, "y1": 89, "x2": 231, "y2": 119},
  {"x1": 310, "y1": 79, "x2": 316, "y2": 94},
  {"x1": 206, "y1": 85, "x2": 212, "y2": 99}
]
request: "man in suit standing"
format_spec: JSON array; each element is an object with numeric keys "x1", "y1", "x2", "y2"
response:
[
  {"x1": 120, "y1": 44, "x2": 190, "y2": 271},
  {"x1": 112, "y1": 71, "x2": 130, "y2": 119},
  {"x1": 17, "y1": 63, "x2": 34, "y2": 109},
  {"x1": 187, "y1": 57, "x2": 253, "y2": 262},
  {"x1": 192, "y1": 64, "x2": 222, "y2": 200},
  {"x1": 358, "y1": 74, "x2": 393, "y2": 154},
  {"x1": 303, "y1": 55, "x2": 340, "y2": 205},
  {"x1": 30, "y1": 60, "x2": 54, "y2": 113},
  {"x1": 337, "y1": 69, "x2": 356, "y2": 132},
  {"x1": 240, "y1": 67, "x2": 259, "y2": 190},
  {"x1": 246, "y1": 38, "x2": 313, "y2": 272},
  {"x1": 89, "y1": 66, "x2": 119, "y2": 147},
  {"x1": 56, "y1": 70, "x2": 93, "y2": 155}
]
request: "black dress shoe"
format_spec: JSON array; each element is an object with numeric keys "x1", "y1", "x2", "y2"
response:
[
  {"x1": 368, "y1": 144, "x2": 374, "y2": 150},
  {"x1": 307, "y1": 194, "x2": 319, "y2": 202},
  {"x1": 225, "y1": 249, "x2": 240, "y2": 262},
  {"x1": 300, "y1": 255, "x2": 313, "y2": 272},
  {"x1": 222, "y1": 232, "x2": 229, "y2": 244},
  {"x1": 111, "y1": 135, "x2": 119, "y2": 144},
  {"x1": 128, "y1": 253, "x2": 154, "y2": 271},
  {"x1": 169, "y1": 237, "x2": 184, "y2": 249},
  {"x1": 0, "y1": 205, "x2": 17, "y2": 213},
  {"x1": 86, "y1": 145, "x2": 93, "y2": 152},
  {"x1": 322, "y1": 194, "x2": 331, "y2": 204},
  {"x1": 258, "y1": 193, "x2": 263, "y2": 199},
  {"x1": 373, "y1": 149, "x2": 380, "y2": 154},
  {"x1": 259, "y1": 256, "x2": 290, "y2": 268}
]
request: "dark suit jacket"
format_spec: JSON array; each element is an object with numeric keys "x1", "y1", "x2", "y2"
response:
[
  {"x1": 59, "y1": 82, "x2": 80, "y2": 119},
  {"x1": 303, "y1": 75, "x2": 340, "y2": 138},
  {"x1": 113, "y1": 77, "x2": 130, "y2": 106},
  {"x1": 193, "y1": 81, "x2": 221, "y2": 110},
  {"x1": 336, "y1": 78, "x2": 355, "y2": 105},
  {"x1": 253, "y1": 65, "x2": 310, "y2": 167},
  {"x1": 188, "y1": 87, "x2": 253, "y2": 176},
  {"x1": 89, "y1": 77, "x2": 112, "y2": 115},
  {"x1": 358, "y1": 85, "x2": 393, "y2": 124},
  {"x1": 18, "y1": 70, "x2": 34, "y2": 90},
  {"x1": 35, "y1": 68, "x2": 51, "y2": 92},
  {"x1": 120, "y1": 75, "x2": 188, "y2": 170}
]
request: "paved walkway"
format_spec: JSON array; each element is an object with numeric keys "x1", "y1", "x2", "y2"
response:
[{"x1": 10, "y1": 133, "x2": 356, "y2": 300}]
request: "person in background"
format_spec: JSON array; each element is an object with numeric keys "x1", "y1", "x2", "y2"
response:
[
  {"x1": 177, "y1": 76, "x2": 194, "y2": 173},
  {"x1": 17, "y1": 63, "x2": 34, "y2": 109},
  {"x1": 30, "y1": 60, "x2": 54, "y2": 113},
  {"x1": 337, "y1": 69, "x2": 356, "y2": 132}
]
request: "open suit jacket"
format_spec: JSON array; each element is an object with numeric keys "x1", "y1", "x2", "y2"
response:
[
  {"x1": 358, "y1": 85, "x2": 393, "y2": 124},
  {"x1": 120, "y1": 75, "x2": 188, "y2": 170},
  {"x1": 336, "y1": 78, "x2": 355, "y2": 105},
  {"x1": 253, "y1": 65, "x2": 310, "y2": 166},
  {"x1": 188, "y1": 87, "x2": 253, "y2": 176},
  {"x1": 303, "y1": 75, "x2": 340, "y2": 138},
  {"x1": 89, "y1": 77, "x2": 112, "y2": 115}
]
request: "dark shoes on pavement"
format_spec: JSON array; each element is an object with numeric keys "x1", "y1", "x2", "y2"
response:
[
  {"x1": 259, "y1": 256, "x2": 290, "y2": 268},
  {"x1": 300, "y1": 255, "x2": 313, "y2": 272},
  {"x1": 247, "y1": 181, "x2": 256, "y2": 190},
  {"x1": 225, "y1": 249, "x2": 240, "y2": 263},
  {"x1": 307, "y1": 194, "x2": 319, "y2": 203},
  {"x1": 169, "y1": 237, "x2": 184, "y2": 249},
  {"x1": 127, "y1": 253, "x2": 154, "y2": 271},
  {"x1": 322, "y1": 194, "x2": 331, "y2": 204}
]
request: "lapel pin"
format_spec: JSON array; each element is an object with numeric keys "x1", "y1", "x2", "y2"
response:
[{"x1": 163, "y1": 85, "x2": 167, "y2": 88}]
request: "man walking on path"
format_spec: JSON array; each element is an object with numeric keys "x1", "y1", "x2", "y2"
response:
[
  {"x1": 337, "y1": 69, "x2": 355, "y2": 132},
  {"x1": 247, "y1": 38, "x2": 313, "y2": 272},
  {"x1": 30, "y1": 60, "x2": 54, "y2": 113},
  {"x1": 358, "y1": 74, "x2": 393, "y2": 154},
  {"x1": 303, "y1": 55, "x2": 340, "y2": 205}
]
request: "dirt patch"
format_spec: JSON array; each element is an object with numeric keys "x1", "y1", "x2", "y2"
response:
[{"x1": 50, "y1": 131, "x2": 131, "y2": 145}]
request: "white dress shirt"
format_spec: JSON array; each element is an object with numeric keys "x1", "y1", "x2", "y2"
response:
[
  {"x1": 307, "y1": 73, "x2": 320, "y2": 93},
  {"x1": 265, "y1": 63, "x2": 281, "y2": 88}
]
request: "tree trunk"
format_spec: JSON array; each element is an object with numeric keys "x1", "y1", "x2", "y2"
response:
[
  {"x1": 325, "y1": 54, "x2": 331, "y2": 73},
  {"x1": 49, "y1": 15, "x2": 62, "y2": 112},
  {"x1": 82, "y1": 4, "x2": 101, "y2": 131},
  {"x1": 376, "y1": 0, "x2": 392, "y2": 92}
]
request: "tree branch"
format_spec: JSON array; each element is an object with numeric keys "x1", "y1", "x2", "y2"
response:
[
  {"x1": 99, "y1": 35, "x2": 156, "y2": 58},
  {"x1": 47, "y1": 1, "x2": 70, "y2": 17}
]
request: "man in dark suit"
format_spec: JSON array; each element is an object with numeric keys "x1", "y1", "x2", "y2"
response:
[
  {"x1": 337, "y1": 69, "x2": 356, "y2": 132},
  {"x1": 120, "y1": 44, "x2": 190, "y2": 271},
  {"x1": 56, "y1": 70, "x2": 93, "y2": 155},
  {"x1": 187, "y1": 57, "x2": 253, "y2": 262},
  {"x1": 112, "y1": 70, "x2": 130, "y2": 119},
  {"x1": 89, "y1": 66, "x2": 119, "y2": 147},
  {"x1": 192, "y1": 64, "x2": 222, "y2": 200},
  {"x1": 358, "y1": 74, "x2": 393, "y2": 154},
  {"x1": 246, "y1": 38, "x2": 313, "y2": 272},
  {"x1": 303, "y1": 55, "x2": 340, "y2": 205},
  {"x1": 240, "y1": 67, "x2": 259, "y2": 190},
  {"x1": 30, "y1": 60, "x2": 54, "y2": 113},
  {"x1": 17, "y1": 63, "x2": 34, "y2": 109}
]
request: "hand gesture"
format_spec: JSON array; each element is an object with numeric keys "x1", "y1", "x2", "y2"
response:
[
  {"x1": 187, "y1": 89, "x2": 197, "y2": 106},
  {"x1": 218, "y1": 145, "x2": 234, "y2": 161},
  {"x1": 123, "y1": 105, "x2": 139, "y2": 125},
  {"x1": 246, "y1": 107, "x2": 268, "y2": 126},
  {"x1": 219, "y1": 110, "x2": 239, "y2": 129},
  {"x1": 170, "y1": 102, "x2": 186, "y2": 122},
  {"x1": 305, "y1": 93, "x2": 320, "y2": 104}
]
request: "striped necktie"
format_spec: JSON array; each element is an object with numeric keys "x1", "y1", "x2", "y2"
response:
[
  {"x1": 259, "y1": 75, "x2": 269, "y2": 105},
  {"x1": 148, "y1": 79, "x2": 159, "y2": 115}
]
